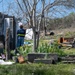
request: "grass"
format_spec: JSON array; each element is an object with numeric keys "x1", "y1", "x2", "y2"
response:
[
  {"x1": 0, "y1": 63, "x2": 75, "y2": 75},
  {"x1": 63, "y1": 48, "x2": 75, "y2": 55}
]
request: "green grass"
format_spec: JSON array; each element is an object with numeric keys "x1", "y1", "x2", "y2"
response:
[
  {"x1": 0, "y1": 63, "x2": 75, "y2": 75},
  {"x1": 63, "y1": 48, "x2": 75, "y2": 55}
]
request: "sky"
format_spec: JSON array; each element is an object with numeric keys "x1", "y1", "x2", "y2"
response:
[
  {"x1": 0, "y1": 0, "x2": 75, "y2": 18},
  {"x1": 0, "y1": 0, "x2": 15, "y2": 14}
]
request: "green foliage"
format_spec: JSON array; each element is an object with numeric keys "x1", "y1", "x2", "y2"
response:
[
  {"x1": 37, "y1": 42, "x2": 66, "y2": 56},
  {"x1": 17, "y1": 45, "x2": 32, "y2": 57},
  {"x1": 11, "y1": 41, "x2": 66, "y2": 57},
  {"x1": 10, "y1": 50, "x2": 15, "y2": 56},
  {"x1": 37, "y1": 43, "x2": 50, "y2": 53},
  {"x1": 10, "y1": 45, "x2": 32, "y2": 58}
]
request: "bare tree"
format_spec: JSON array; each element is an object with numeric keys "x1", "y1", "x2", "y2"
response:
[{"x1": 5, "y1": 0, "x2": 75, "y2": 52}]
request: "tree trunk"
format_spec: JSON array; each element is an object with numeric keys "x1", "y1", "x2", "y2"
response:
[
  {"x1": 32, "y1": 27, "x2": 37, "y2": 52},
  {"x1": 36, "y1": 31, "x2": 40, "y2": 50},
  {"x1": 32, "y1": 0, "x2": 37, "y2": 52},
  {"x1": 5, "y1": 28, "x2": 10, "y2": 60}
]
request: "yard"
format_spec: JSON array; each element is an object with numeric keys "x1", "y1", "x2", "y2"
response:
[
  {"x1": 0, "y1": 0, "x2": 75, "y2": 75},
  {"x1": 8, "y1": 40, "x2": 75, "y2": 75},
  {"x1": 2, "y1": 28, "x2": 75, "y2": 75}
]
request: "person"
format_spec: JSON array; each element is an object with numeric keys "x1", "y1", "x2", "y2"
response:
[{"x1": 17, "y1": 24, "x2": 26, "y2": 47}]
